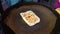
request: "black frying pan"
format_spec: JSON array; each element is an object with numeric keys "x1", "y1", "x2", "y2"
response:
[{"x1": 3, "y1": 2, "x2": 58, "y2": 34}]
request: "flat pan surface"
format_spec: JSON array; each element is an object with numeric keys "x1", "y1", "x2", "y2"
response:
[{"x1": 4, "y1": 4, "x2": 57, "y2": 34}]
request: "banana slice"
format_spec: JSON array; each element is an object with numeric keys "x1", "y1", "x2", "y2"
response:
[{"x1": 20, "y1": 10, "x2": 40, "y2": 26}]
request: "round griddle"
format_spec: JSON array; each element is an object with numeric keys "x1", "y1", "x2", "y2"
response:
[{"x1": 4, "y1": 3, "x2": 57, "y2": 34}]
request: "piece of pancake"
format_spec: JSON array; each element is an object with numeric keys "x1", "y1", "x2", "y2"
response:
[{"x1": 20, "y1": 10, "x2": 40, "y2": 26}]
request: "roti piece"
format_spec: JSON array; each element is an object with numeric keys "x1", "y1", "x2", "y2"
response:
[{"x1": 20, "y1": 10, "x2": 40, "y2": 26}]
